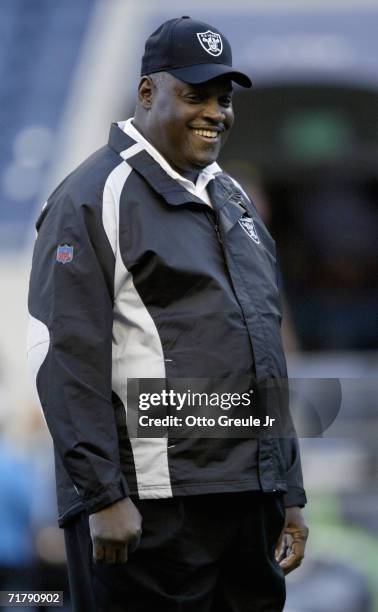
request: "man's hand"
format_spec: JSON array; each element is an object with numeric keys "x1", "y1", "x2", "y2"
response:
[
  {"x1": 275, "y1": 506, "x2": 309, "y2": 575},
  {"x1": 89, "y1": 497, "x2": 142, "y2": 564}
]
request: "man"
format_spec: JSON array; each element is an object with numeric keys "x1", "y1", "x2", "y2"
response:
[{"x1": 28, "y1": 16, "x2": 308, "y2": 612}]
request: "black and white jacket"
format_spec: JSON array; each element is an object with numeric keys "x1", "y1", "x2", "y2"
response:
[{"x1": 28, "y1": 119, "x2": 306, "y2": 526}]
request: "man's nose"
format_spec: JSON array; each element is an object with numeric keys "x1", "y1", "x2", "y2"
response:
[{"x1": 202, "y1": 100, "x2": 226, "y2": 122}]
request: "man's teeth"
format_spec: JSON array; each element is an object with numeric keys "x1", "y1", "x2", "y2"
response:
[{"x1": 193, "y1": 129, "x2": 218, "y2": 138}]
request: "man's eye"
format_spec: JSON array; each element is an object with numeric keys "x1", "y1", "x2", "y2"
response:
[
  {"x1": 220, "y1": 97, "x2": 232, "y2": 107},
  {"x1": 186, "y1": 95, "x2": 202, "y2": 102}
]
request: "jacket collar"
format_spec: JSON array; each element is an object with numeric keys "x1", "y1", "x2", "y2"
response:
[
  {"x1": 207, "y1": 177, "x2": 247, "y2": 231},
  {"x1": 108, "y1": 121, "x2": 225, "y2": 207},
  {"x1": 122, "y1": 118, "x2": 221, "y2": 191}
]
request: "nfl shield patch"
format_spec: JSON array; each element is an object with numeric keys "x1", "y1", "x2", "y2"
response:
[
  {"x1": 56, "y1": 244, "x2": 74, "y2": 264},
  {"x1": 196, "y1": 30, "x2": 223, "y2": 57},
  {"x1": 238, "y1": 217, "x2": 260, "y2": 245}
]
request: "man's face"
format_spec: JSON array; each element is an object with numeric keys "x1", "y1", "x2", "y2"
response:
[{"x1": 142, "y1": 73, "x2": 234, "y2": 173}]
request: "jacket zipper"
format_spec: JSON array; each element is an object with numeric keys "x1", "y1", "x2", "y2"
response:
[
  {"x1": 214, "y1": 214, "x2": 222, "y2": 244},
  {"x1": 203, "y1": 207, "x2": 222, "y2": 244}
]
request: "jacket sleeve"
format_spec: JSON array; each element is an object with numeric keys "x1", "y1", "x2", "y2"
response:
[
  {"x1": 230, "y1": 173, "x2": 307, "y2": 507},
  {"x1": 281, "y1": 437, "x2": 307, "y2": 507},
  {"x1": 276, "y1": 264, "x2": 307, "y2": 508},
  {"x1": 278, "y1": 334, "x2": 307, "y2": 509},
  {"x1": 28, "y1": 191, "x2": 129, "y2": 515}
]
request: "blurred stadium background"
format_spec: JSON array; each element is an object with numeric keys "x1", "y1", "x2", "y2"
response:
[{"x1": 0, "y1": 0, "x2": 377, "y2": 610}]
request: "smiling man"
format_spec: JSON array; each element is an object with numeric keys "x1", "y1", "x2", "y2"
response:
[
  {"x1": 135, "y1": 72, "x2": 234, "y2": 178},
  {"x1": 28, "y1": 16, "x2": 308, "y2": 612}
]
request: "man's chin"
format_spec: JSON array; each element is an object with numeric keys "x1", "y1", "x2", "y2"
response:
[{"x1": 191, "y1": 154, "x2": 218, "y2": 169}]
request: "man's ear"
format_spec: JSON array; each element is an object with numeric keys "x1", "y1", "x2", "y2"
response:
[{"x1": 138, "y1": 76, "x2": 154, "y2": 110}]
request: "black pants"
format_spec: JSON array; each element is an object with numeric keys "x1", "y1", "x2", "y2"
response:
[{"x1": 64, "y1": 492, "x2": 286, "y2": 612}]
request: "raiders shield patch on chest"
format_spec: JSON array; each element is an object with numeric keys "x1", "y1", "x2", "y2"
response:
[{"x1": 238, "y1": 216, "x2": 260, "y2": 244}]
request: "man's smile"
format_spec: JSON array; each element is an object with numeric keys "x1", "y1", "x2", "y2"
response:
[
  {"x1": 193, "y1": 128, "x2": 218, "y2": 139},
  {"x1": 190, "y1": 126, "x2": 224, "y2": 143}
]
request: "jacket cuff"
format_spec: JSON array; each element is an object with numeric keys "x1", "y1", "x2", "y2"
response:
[
  {"x1": 84, "y1": 477, "x2": 129, "y2": 515},
  {"x1": 283, "y1": 486, "x2": 307, "y2": 508}
]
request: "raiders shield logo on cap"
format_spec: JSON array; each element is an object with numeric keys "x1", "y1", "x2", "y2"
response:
[{"x1": 196, "y1": 30, "x2": 223, "y2": 57}]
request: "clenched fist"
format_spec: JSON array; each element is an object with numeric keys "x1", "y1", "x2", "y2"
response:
[{"x1": 89, "y1": 497, "x2": 142, "y2": 564}]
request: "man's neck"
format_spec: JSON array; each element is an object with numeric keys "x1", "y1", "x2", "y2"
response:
[
  {"x1": 175, "y1": 167, "x2": 200, "y2": 183},
  {"x1": 131, "y1": 118, "x2": 200, "y2": 184}
]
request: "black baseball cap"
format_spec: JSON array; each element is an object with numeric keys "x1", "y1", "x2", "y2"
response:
[{"x1": 141, "y1": 16, "x2": 252, "y2": 88}]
